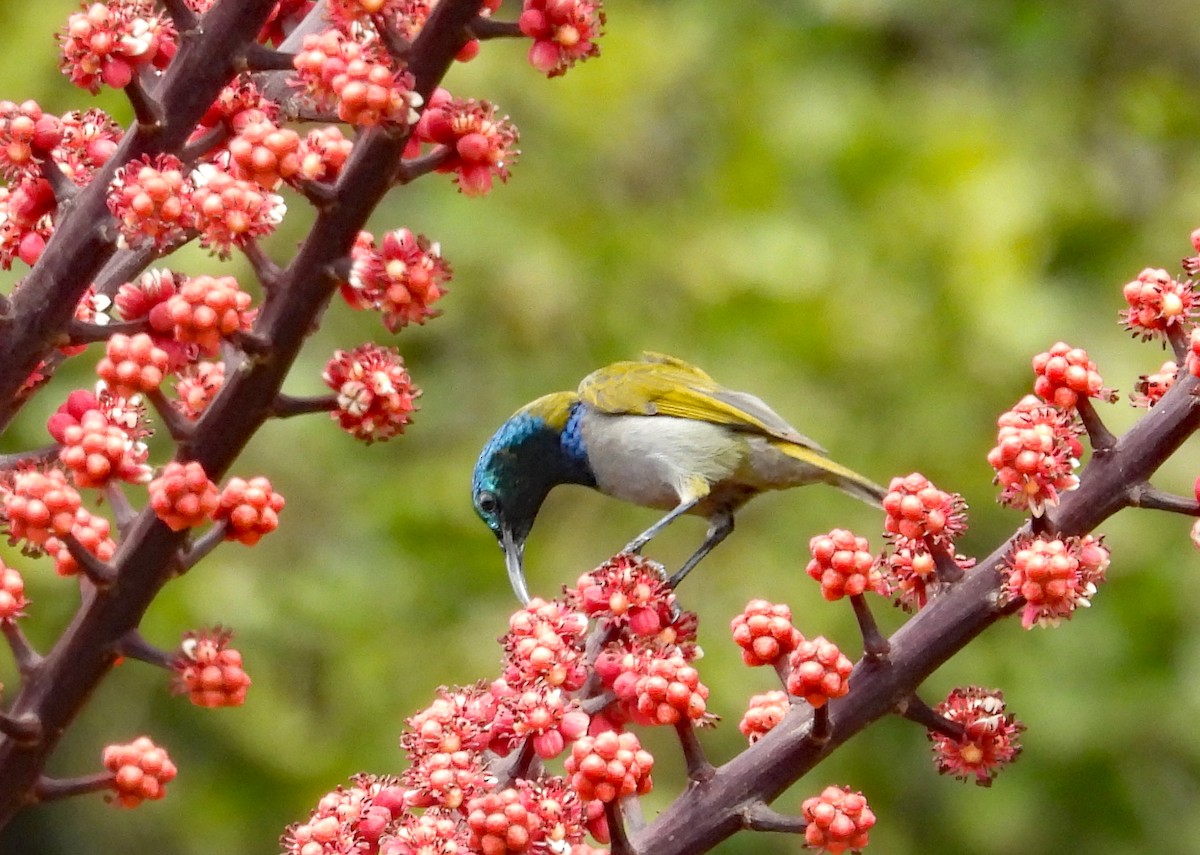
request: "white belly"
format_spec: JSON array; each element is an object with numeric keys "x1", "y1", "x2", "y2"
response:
[{"x1": 580, "y1": 412, "x2": 744, "y2": 510}]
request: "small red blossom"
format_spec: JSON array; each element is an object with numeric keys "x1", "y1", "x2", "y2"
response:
[
  {"x1": 403, "y1": 685, "x2": 501, "y2": 757},
  {"x1": 628, "y1": 649, "x2": 710, "y2": 726},
  {"x1": 173, "y1": 361, "x2": 225, "y2": 420},
  {"x1": 930, "y1": 687, "x2": 1024, "y2": 786},
  {"x1": 2, "y1": 467, "x2": 82, "y2": 549},
  {"x1": 1131, "y1": 360, "x2": 1178, "y2": 408},
  {"x1": 987, "y1": 395, "x2": 1082, "y2": 516},
  {"x1": 346, "y1": 228, "x2": 452, "y2": 332},
  {"x1": 564, "y1": 729, "x2": 653, "y2": 803},
  {"x1": 44, "y1": 508, "x2": 116, "y2": 577},
  {"x1": 107, "y1": 154, "x2": 193, "y2": 250},
  {"x1": 0, "y1": 100, "x2": 61, "y2": 182},
  {"x1": 800, "y1": 786, "x2": 876, "y2": 855},
  {"x1": 570, "y1": 552, "x2": 676, "y2": 637},
  {"x1": 380, "y1": 808, "x2": 470, "y2": 855},
  {"x1": 295, "y1": 125, "x2": 353, "y2": 183},
  {"x1": 502, "y1": 597, "x2": 589, "y2": 690},
  {"x1": 148, "y1": 460, "x2": 219, "y2": 531},
  {"x1": 292, "y1": 30, "x2": 422, "y2": 127},
  {"x1": 730, "y1": 599, "x2": 803, "y2": 667},
  {"x1": 739, "y1": 689, "x2": 789, "y2": 744},
  {"x1": 190, "y1": 163, "x2": 285, "y2": 257},
  {"x1": 0, "y1": 177, "x2": 57, "y2": 268},
  {"x1": 1121, "y1": 267, "x2": 1196, "y2": 340},
  {"x1": 806, "y1": 529, "x2": 886, "y2": 602},
  {"x1": 226, "y1": 117, "x2": 302, "y2": 189},
  {"x1": 96, "y1": 332, "x2": 171, "y2": 396},
  {"x1": 1003, "y1": 534, "x2": 1109, "y2": 629},
  {"x1": 59, "y1": 1, "x2": 177, "y2": 94},
  {"x1": 1188, "y1": 329, "x2": 1200, "y2": 379},
  {"x1": 102, "y1": 736, "x2": 177, "y2": 808},
  {"x1": 1185, "y1": 227, "x2": 1200, "y2": 277},
  {"x1": 787, "y1": 636, "x2": 853, "y2": 708},
  {"x1": 509, "y1": 686, "x2": 589, "y2": 760},
  {"x1": 174, "y1": 628, "x2": 251, "y2": 708},
  {"x1": 214, "y1": 476, "x2": 284, "y2": 546},
  {"x1": 54, "y1": 108, "x2": 121, "y2": 184},
  {"x1": 881, "y1": 473, "x2": 968, "y2": 548},
  {"x1": 414, "y1": 89, "x2": 519, "y2": 196},
  {"x1": 1031, "y1": 341, "x2": 1116, "y2": 409},
  {"x1": 323, "y1": 344, "x2": 420, "y2": 442},
  {"x1": 283, "y1": 774, "x2": 407, "y2": 855},
  {"x1": 402, "y1": 747, "x2": 491, "y2": 810},
  {"x1": 57, "y1": 407, "x2": 151, "y2": 488},
  {"x1": 149, "y1": 273, "x2": 255, "y2": 356},
  {"x1": 519, "y1": 0, "x2": 605, "y2": 77},
  {"x1": 465, "y1": 779, "x2": 585, "y2": 855},
  {"x1": 0, "y1": 561, "x2": 28, "y2": 621},
  {"x1": 196, "y1": 77, "x2": 279, "y2": 131},
  {"x1": 115, "y1": 267, "x2": 178, "y2": 321},
  {"x1": 882, "y1": 546, "x2": 974, "y2": 612}
]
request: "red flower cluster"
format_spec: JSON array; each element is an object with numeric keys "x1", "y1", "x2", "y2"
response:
[
  {"x1": 346, "y1": 228, "x2": 452, "y2": 332},
  {"x1": 102, "y1": 736, "x2": 177, "y2": 808},
  {"x1": 930, "y1": 687, "x2": 1024, "y2": 786},
  {"x1": 879, "y1": 473, "x2": 973, "y2": 611},
  {"x1": 174, "y1": 628, "x2": 251, "y2": 708},
  {"x1": 1031, "y1": 341, "x2": 1115, "y2": 410},
  {"x1": 805, "y1": 528, "x2": 886, "y2": 601},
  {"x1": 987, "y1": 395, "x2": 1082, "y2": 516},
  {"x1": 292, "y1": 29, "x2": 422, "y2": 128},
  {"x1": 519, "y1": 0, "x2": 606, "y2": 77},
  {"x1": 411, "y1": 89, "x2": 519, "y2": 196},
  {"x1": 1003, "y1": 534, "x2": 1109, "y2": 630},
  {"x1": 323, "y1": 344, "x2": 420, "y2": 443},
  {"x1": 800, "y1": 786, "x2": 876, "y2": 855}
]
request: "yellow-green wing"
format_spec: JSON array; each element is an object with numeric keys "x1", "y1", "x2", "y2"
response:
[{"x1": 578, "y1": 353, "x2": 826, "y2": 452}]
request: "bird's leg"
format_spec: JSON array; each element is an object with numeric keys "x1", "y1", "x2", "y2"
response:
[
  {"x1": 623, "y1": 498, "x2": 700, "y2": 554},
  {"x1": 668, "y1": 511, "x2": 734, "y2": 588}
]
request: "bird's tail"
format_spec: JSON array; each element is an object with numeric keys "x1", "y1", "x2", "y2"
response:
[{"x1": 773, "y1": 442, "x2": 887, "y2": 507}]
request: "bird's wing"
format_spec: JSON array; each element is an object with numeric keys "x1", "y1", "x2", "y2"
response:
[{"x1": 578, "y1": 353, "x2": 827, "y2": 453}]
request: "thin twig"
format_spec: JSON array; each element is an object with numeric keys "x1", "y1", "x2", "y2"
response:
[
  {"x1": 926, "y1": 539, "x2": 965, "y2": 584},
  {"x1": 179, "y1": 123, "x2": 230, "y2": 164},
  {"x1": 1077, "y1": 397, "x2": 1118, "y2": 452},
  {"x1": 103, "y1": 483, "x2": 139, "y2": 538},
  {"x1": 396, "y1": 146, "x2": 453, "y2": 184},
  {"x1": 606, "y1": 799, "x2": 635, "y2": 855},
  {"x1": 0, "y1": 712, "x2": 42, "y2": 745},
  {"x1": 242, "y1": 240, "x2": 284, "y2": 289},
  {"x1": 65, "y1": 318, "x2": 149, "y2": 344},
  {"x1": 145, "y1": 388, "x2": 195, "y2": 443},
  {"x1": 674, "y1": 720, "x2": 715, "y2": 782},
  {"x1": 33, "y1": 773, "x2": 113, "y2": 803},
  {"x1": 244, "y1": 44, "x2": 299, "y2": 72},
  {"x1": 125, "y1": 76, "x2": 165, "y2": 131},
  {"x1": 739, "y1": 801, "x2": 806, "y2": 834},
  {"x1": 811, "y1": 703, "x2": 830, "y2": 742},
  {"x1": 0, "y1": 445, "x2": 60, "y2": 471},
  {"x1": 849, "y1": 594, "x2": 890, "y2": 659},
  {"x1": 894, "y1": 693, "x2": 967, "y2": 741},
  {"x1": 468, "y1": 18, "x2": 525, "y2": 40},
  {"x1": 116, "y1": 629, "x2": 176, "y2": 669},
  {"x1": 178, "y1": 522, "x2": 228, "y2": 573},
  {"x1": 2, "y1": 621, "x2": 42, "y2": 677},
  {"x1": 60, "y1": 532, "x2": 117, "y2": 588},
  {"x1": 1167, "y1": 324, "x2": 1190, "y2": 363},
  {"x1": 159, "y1": 0, "x2": 198, "y2": 32},
  {"x1": 271, "y1": 393, "x2": 339, "y2": 418},
  {"x1": 1127, "y1": 482, "x2": 1200, "y2": 515}
]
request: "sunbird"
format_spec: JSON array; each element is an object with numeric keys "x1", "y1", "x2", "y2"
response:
[{"x1": 472, "y1": 353, "x2": 886, "y2": 604}]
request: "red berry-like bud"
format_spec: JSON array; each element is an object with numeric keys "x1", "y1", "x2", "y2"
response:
[
  {"x1": 102, "y1": 736, "x2": 177, "y2": 808},
  {"x1": 215, "y1": 476, "x2": 284, "y2": 546},
  {"x1": 564, "y1": 729, "x2": 653, "y2": 803},
  {"x1": 739, "y1": 689, "x2": 790, "y2": 744},
  {"x1": 96, "y1": 332, "x2": 170, "y2": 396},
  {"x1": 787, "y1": 636, "x2": 853, "y2": 708},
  {"x1": 0, "y1": 561, "x2": 29, "y2": 621},
  {"x1": 174, "y1": 628, "x2": 251, "y2": 708},
  {"x1": 730, "y1": 599, "x2": 803, "y2": 666},
  {"x1": 148, "y1": 461, "x2": 219, "y2": 531},
  {"x1": 800, "y1": 785, "x2": 876, "y2": 855},
  {"x1": 806, "y1": 529, "x2": 886, "y2": 601}
]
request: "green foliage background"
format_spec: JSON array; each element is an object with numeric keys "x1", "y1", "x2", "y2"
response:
[{"x1": 3, "y1": 1, "x2": 1200, "y2": 853}]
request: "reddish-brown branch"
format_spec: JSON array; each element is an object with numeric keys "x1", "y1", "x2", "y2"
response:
[
  {"x1": 629, "y1": 370, "x2": 1200, "y2": 854},
  {"x1": 0, "y1": 0, "x2": 482, "y2": 827}
]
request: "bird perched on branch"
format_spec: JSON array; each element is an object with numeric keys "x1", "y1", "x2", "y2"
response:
[{"x1": 472, "y1": 353, "x2": 885, "y2": 604}]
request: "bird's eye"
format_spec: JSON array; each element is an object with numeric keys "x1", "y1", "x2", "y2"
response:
[{"x1": 476, "y1": 490, "x2": 499, "y2": 514}]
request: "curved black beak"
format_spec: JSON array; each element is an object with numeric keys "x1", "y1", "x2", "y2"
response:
[{"x1": 501, "y1": 525, "x2": 530, "y2": 605}]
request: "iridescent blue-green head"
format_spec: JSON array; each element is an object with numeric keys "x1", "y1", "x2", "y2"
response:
[{"x1": 473, "y1": 391, "x2": 595, "y2": 604}]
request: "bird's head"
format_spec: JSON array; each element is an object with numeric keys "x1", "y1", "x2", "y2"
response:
[{"x1": 472, "y1": 391, "x2": 593, "y2": 604}]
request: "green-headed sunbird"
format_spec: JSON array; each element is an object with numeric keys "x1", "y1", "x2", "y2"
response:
[{"x1": 472, "y1": 353, "x2": 885, "y2": 604}]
